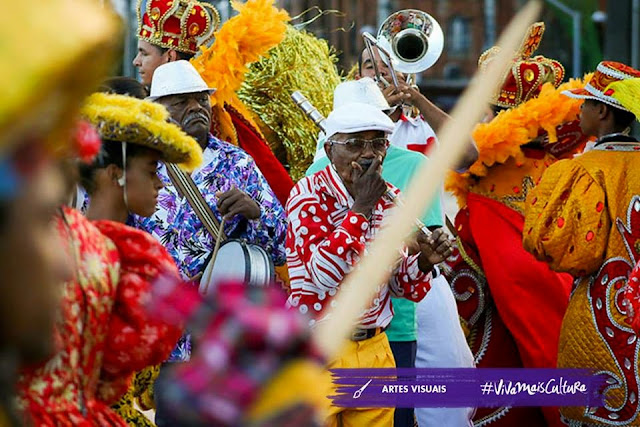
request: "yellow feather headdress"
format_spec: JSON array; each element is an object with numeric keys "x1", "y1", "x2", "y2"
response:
[
  {"x1": 81, "y1": 93, "x2": 203, "y2": 172},
  {"x1": 191, "y1": 0, "x2": 289, "y2": 145},
  {"x1": 606, "y1": 78, "x2": 640, "y2": 121},
  {"x1": 445, "y1": 75, "x2": 591, "y2": 207},
  {"x1": 238, "y1": 25, "x2": 342, "y2": 180}
]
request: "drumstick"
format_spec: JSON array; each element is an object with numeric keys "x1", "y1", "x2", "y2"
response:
[
  {"x1": 313, "y1": 0, "x2": 542, "y2": 359},
  {"x1": 201, "y1": 173, "x2": 251, "y2": 294},
  {"x1": 202, "y1": 218, "x2": 225, "y2": 295},
  {"x1": 445, "y1": 215, "x2": 458, "y2": 238}
]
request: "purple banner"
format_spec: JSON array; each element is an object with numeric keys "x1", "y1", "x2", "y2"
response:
[{"x1": 330, "y1": 369, "x2": 607, "y2": 408}]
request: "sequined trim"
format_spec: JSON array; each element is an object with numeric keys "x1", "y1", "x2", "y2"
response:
[
  {"x1": 474, "y1": 405, "x2": 512, "y2": 426},
  {"x1": 457, "y1": 237, "x2": 486, "y2": 280},
  {"x1": 593, "y1": 142, "x2": 640, "y2": 152}
]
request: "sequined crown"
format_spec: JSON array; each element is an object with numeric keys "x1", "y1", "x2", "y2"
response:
[
  {"x1": 137, "y1": 0, "x2": 220, "y2": 55},
  {"x1": 479, "y1": 22, "x2": 565, "y2": 109}
]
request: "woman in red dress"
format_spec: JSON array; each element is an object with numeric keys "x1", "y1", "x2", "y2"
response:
[{"x1": 16, "y1": 93, "x2": 202, "y2": 426}]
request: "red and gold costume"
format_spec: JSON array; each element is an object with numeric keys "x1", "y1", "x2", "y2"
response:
[
  {"x1": 524, "y1": 62, "x2": 640, "y2": 426},
  {"x1": 2, "y1": 0, "x2": 118, "y2": 424},
  {"x1": 17, "y1": 208, "x2": 183, "y2": 426},
  {"x1": 623, "y1": 78, "x2": 640, "y2": 336},
  {"x1": 627, "y1": 259, "x2": 640, "y2": 334},
  {"x1": 80, "y1": 92, "x2": 201, "y2": 426},
  {"x1": 443, "y1": 23, "x2": 588, "y2": 427}
]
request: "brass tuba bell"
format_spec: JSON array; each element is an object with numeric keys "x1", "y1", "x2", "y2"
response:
[{"x1": 376, "y1": 9, "x2": 444, "y2": 74}]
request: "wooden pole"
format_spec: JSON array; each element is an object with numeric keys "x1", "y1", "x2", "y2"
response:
[{"x1": 313, "y1": 0, "x2": 543, "y2": 360}]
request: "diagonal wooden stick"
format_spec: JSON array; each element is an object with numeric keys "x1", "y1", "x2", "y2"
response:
[
  {"x1": 313, "y1": 0, "x2": 543, "y2": 360},
  {"x1": 202, "y1": 218, "x2": 226, "y2": 295}
]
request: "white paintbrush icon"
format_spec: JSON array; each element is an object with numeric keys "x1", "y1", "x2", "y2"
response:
[{"x1": 353, "y1": 379, "x2": 373, "y2": 399}]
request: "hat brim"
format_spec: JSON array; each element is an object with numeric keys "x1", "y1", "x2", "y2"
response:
[
  {"x1": 562, "y1": 87, "x2": 628, "y2": 111},
  {"x1": 83, "y1": 93, "x2": 203, "y2": 171},
  {"x1": 326, "y1": 124, "x2": 394, "y2": 140},
  {"x1": 147, "y1": 87, "x2": 217, "y2": 101},
  {"x1": 97, "y1": 121, "x2": 202, "y2": 170},
  {"x1": 562, "y1": 87, "x2": 591, "y2": 99}
]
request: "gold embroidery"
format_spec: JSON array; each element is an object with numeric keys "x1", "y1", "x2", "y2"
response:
[
  {"x1": 500, "y1": 175, "x2": 536, "y2": 214},
  {"x1": 456, "y1": 237, "x2": 486, "y2": 280}
]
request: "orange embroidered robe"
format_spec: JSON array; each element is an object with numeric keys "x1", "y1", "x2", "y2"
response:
[{"x1": 524, "y1": 137, "x2": 640, "y2": 425}]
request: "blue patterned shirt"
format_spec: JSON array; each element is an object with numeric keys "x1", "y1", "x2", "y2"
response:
[{"x1": 135, "y1": 134, "x2": 287, "y2": 361}]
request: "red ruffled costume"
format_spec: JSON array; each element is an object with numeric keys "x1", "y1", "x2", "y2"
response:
[
  {"x1": 446, "y1": 190, "x2": 572, "y2": 426},
  {"x1": 17, "y1": 207, "x2": 182, "y2": 426},
  {"x1": 443, "y1": 23, "x2": 589, "y2": 426}
]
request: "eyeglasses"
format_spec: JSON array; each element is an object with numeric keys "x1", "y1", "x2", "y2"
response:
[{"x1": 328, "y1": 137, "x2": 390, "y2": 152}]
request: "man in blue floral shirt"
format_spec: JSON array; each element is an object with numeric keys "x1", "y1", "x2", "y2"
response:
[{"x1": 139, "y1": 61, "x2": 287, "y2": 363}]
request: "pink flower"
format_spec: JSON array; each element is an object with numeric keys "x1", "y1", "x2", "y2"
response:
[{"x1": 73, "y1": 120, "x2": 101, "y2": 163}]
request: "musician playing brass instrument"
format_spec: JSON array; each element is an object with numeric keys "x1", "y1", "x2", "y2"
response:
[
  {"x1": 344, "y1": 10, "x2": 478, "y2": 427},
  {"x1": 359, "y1": 10, "x2": 478, "y2": 171}
]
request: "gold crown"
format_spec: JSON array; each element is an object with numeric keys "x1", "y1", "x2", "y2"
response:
[
  {"x1": 137, "y1": 0, "x2": 220, "y2": 55},
  {"x1": 479, "y1": 22, "x2": 565, "y2": 109}
]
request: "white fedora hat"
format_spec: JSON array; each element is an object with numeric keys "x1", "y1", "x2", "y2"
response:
[
  {"x1": 332, "y1": 77, "x2": 393, "y2": 112},
  {"x1": 324, "y1": 102, "x2": 395, "y2": 140},
  {"x1": 147, "y1": 60, "x2": 216, "y2": 101}
]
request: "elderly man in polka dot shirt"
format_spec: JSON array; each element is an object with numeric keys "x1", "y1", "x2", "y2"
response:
[{"x1": 286, "y1": 102, "x2": 452, "y2": 426}]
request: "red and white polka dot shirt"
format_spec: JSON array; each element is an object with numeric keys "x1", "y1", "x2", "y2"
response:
[{"x1": 286, "y1": 165, "x2": 432, "y2": 329}]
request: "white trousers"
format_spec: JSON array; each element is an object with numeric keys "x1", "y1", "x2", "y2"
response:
[{"x1": 415, "y1": 272, "x2": 476, "y2": 427}]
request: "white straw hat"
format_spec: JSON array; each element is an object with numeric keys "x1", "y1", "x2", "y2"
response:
[{"x1": 147, "y1": 60, "x2": 216, "y2": 101}]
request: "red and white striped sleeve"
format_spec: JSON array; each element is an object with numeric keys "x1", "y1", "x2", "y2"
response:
[
  {"x1": 389, "y1": 251, "x2": 431, "y2": 302},
  {"x1": 286, "y1": 187, "x2": 370, "y2": 293}
]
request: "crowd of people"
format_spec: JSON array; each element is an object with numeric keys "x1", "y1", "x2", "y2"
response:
[{"x1": 5, "y1": 0, "x2": 640, "y2": 426}]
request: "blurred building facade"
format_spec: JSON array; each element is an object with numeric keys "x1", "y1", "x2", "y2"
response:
[
  {"x1": 268, "y1": 0, "x2": 614, "y2": 109},
  {"x1": 114, "y1": 0, "x2": 640, "y2": 112}
]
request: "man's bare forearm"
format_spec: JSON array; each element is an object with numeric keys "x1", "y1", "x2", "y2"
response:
[{"x1": 414, "y1": 93, "x2": 478, "y2": 170}]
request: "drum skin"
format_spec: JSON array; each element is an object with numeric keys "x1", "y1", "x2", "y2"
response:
[{"x1": 200, "y1": 239, "x2": 274, "y2": 293}]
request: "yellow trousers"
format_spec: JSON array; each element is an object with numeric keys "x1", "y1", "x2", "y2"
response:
[{"x1": 325, "y1": 332, "x2": 395, "y2": 427}]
